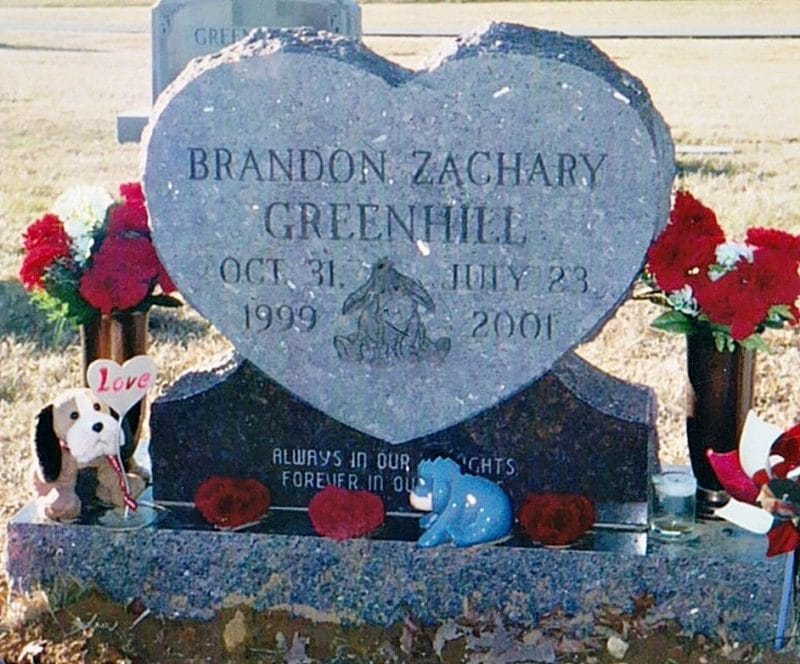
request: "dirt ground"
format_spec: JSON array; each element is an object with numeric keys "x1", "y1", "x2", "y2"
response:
[
  {"x1": 2, "y1": 2, "x2": 800, "y2": 662},
  {"x1": 2, "y1": 578, "x2": 800, "y2": 663}
]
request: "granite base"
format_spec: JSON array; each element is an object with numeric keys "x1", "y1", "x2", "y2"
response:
[{"x1": 6, "y1": 499, "x2": 791, "y2": 644}]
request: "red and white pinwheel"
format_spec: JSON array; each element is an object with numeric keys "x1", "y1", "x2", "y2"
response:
[{"x1": 708, "y1": 411, "x2": 800, "y2": 557}]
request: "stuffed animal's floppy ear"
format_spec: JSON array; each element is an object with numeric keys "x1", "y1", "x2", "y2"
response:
[{"x1": 35, "y1": 404, "x2": 62, "y2": 483}]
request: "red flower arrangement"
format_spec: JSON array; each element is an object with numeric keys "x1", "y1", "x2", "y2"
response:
[
  {"x1": 195, "y1": 476, "x2": 271, "y2": 530},
  {"x1": 19, "y1": 183, "x2": 179, "y2": 328},
  {"x1": 518, "y1": 493, "x2": 595, "y2": 546},
  {"x1": 308, "y1": 486, "x2": 385, "y2": 540},
  {"x1": 709, "y1": 414, "x2": 800, "y2": 557},
  {"x1": 639, "y1": 191, "x2": 800, "y2": 351}
]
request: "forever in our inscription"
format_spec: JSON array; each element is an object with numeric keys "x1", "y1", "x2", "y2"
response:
[{"x1": 334, "y1": 258, "x2": 451, "y2": 365}]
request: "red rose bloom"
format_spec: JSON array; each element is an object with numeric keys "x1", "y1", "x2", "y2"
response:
[
  {"x1": 195, "y1": 476, "x2": 271, "y2": 529},
  {"x1": 19, "y1": 214, "x2": 73, "y2": 290},
  {"x1": 647, "y1": 192, "x2": 724, "y2": 292},
  {"x1": 518, "y1": 493, "x2": 595, "y2": 546},
  {"x1": 79, "y1": 236, "x2": 161, "y2": 313},
  {"x1": 308, "y1": 486, "x2": 385, "y2": 540}
]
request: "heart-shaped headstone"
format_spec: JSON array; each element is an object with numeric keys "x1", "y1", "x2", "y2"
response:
[
  {"x1": 87, "y1": 356, "x2": 158, "y2": 417},
  {"x1": 143, "y1": 23, "x2": 673, "y2": 443}
]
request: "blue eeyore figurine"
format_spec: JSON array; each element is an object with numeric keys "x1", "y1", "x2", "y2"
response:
[{"x1": 409, "y1": 457, "x2": 513, "y2": 548}]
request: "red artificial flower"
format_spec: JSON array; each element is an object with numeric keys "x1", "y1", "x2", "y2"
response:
[
  {"x1": 696, "y1": 247, "x2": 800, "y2": 340},
  {"x1": 23, "y1": 213, "x2": 71, "y2": 251},
  {"x1": 157, "y1": 263, "x2": 178, "y2": 294},
  {"x1": 647, "y1": 192, "x2": 725, "y2": 292},
  {"x1": 746, "y1": 228, "x2": 800, "y2": 261},
  {"x1": 79, "y1": 236, "x2": 161, "y2": 313},
  {"x1": 195, "y1": 476, "x2": 271, "y2": 529},
  {"x1": 518, "y1": 493, "x2": 595, "y2": 546},
  {"x1": 694, "y1": 266, "x2": 766, "y2": 340},
  {"x1": 750, "y1": 248, "x2": 800, "y2": 314},
  {"x1": 19, "y1": 214, "x2": 72, "y2": 289},
  {"x1": 119, "y1": 181, "x2": 145, "y2": 208},
  {"x1": 706, "y1": 449, "x2": 761, "y2": 504},
  {"x1": 107, "y1": 182, "x2": 149, "y2": 236},
  {"x1": 308, "y1": 486, "x2": 385, "y2": 540},
  {"x1": 767, "y1": 521, "x2": 800, "y2": 558}
]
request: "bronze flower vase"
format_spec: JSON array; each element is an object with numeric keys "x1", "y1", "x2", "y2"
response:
[
  {"x1": 686, "y1": 333, "x2": 756, "y2": 515},
  {"x1": 80, "y1": 311, "x2": 149, "y2": 456}
]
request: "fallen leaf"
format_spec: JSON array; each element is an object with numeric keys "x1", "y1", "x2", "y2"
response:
[
  {"x1": 19, "y1": 640, "x2": 46, "y2": 664},
  {"x1": 607, "y1": 635, "x2": 629, "y2": 660},
  {"x1": 433, "y1": 620, "x2": 464, "y2": 657},
  {"x1": 284, "y1": 633, "x2": 312, "y2": 664},
  {"x1": 223, "y1": 609, "x2": 249, "y2": 653},
  {"x1": 400, "y1": 614, "x2": 418, "y2": 655},
  {"x1": 633, "y1": 592, "x2": 656, "y2": 618}
]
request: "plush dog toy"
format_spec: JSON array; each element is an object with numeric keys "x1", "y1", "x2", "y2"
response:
[
  {"x1": 409, "y1": 457, "x2": 513, "y2": 548},
  {"x1": 32, "y1": 388, "x2": 146, "y2": 521}
]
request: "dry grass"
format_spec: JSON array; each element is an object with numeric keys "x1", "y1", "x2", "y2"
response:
[
  {"x1": 1, "y1": 2, "x2": 800, "y2": 541},
  {"x1": 1, "y1": 3, "x2": 800, "y2": 659}
]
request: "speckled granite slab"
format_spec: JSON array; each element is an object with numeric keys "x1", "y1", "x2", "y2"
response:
[
  {"x1": 6, "y1": 503, "x2": 787, "y2": 643},
  {"x1": 150, "y1": 352, "x2": 657, "y2": 520}
]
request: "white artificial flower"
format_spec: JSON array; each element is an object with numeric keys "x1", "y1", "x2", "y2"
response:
[
  {"x1": 52, "y1": 185, "x2": 113, "y2": 265},
  {"x1": 715, "y1": 241, "x2": 754, "y2": 270},
  {"x1": 667, "y1": 285, "x2": 699, "y2": 316}
]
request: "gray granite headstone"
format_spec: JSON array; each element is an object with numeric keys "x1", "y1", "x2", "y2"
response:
[
  {"x1": 144, "y1": 23, "x2": 674, "y2": 445},
  {"x1": 151, "y1": 0, "x2": 361, "y2": 100}
]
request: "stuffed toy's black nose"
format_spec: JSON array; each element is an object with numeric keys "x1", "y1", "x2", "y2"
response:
[{"x1": 92, "y1": 422, "x2": 104, "y2": 433}]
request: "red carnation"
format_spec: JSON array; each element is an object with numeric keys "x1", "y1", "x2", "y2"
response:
[
  {"x1": 19, "y1": 214, "x2": 72, "y2": 289},
  {"x1": 23, "y1": 213, "x2": 71, "y2": 251},
  {"x1": 119, "y1": 181, "x2": 145, "y2": 208},
  {"x1": 195, "y1": 476, "x2": 271, "y2": 529},
  {"x1": 308, "y1": 486, "x2": 385, "y2": 540},
  {"x1": 694, "y1": 267, "x2": 765, "y2": 340},
  {"x1": 697, "y1": 247, "x2": 800, "y2": 340},
  {"x1": 79, "y1": 236, "x2": 161, "y2": 313},
  {"x1": 647, "y1": 193, "x2": 724, "y2": 293},
  {"x1": 746, "y1": 228, "x2": 800, "y2": 261},
  {"x1": 107, "y1": 182, "x2": 149, "y2": 236},
  {"x1": 157, "y1": 263, "x2": 178, "y2": 294},
  {"x1": 518, "y1": 493, "x2": 595, "y2": 546},
  {"x1": 750, "y1": 248, "x2": 800, "y2": 309}
]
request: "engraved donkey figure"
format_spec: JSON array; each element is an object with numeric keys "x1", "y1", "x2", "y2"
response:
[{"x1": 334, "y1": 258, "x2": 450, "y2": 365}]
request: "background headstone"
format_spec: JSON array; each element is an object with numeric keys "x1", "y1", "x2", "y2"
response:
[
  {"x1": 152, "y1": 0, "x2": 361, "y2": 99},
  {"x1": 119, "y1": 0, "x2": 362, "y2": 142}
]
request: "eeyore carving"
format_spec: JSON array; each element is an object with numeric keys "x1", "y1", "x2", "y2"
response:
[{"x1": 334, "y1": 258, "x2": 450, "y2": 366}]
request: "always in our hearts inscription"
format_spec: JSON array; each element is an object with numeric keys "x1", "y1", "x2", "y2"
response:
[{"x1": 143, "y1": 23, "x2": 674, "y2": 443}]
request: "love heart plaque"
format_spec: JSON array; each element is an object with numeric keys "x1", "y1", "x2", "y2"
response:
[
  {"x1": 87, "y1": 356, "x2": 158, "y2": 418},
  {"x1": 143, "y1": 23, "x2": 674, "y2": 443}
]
